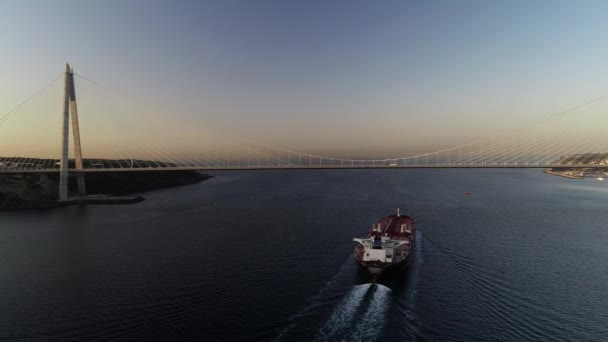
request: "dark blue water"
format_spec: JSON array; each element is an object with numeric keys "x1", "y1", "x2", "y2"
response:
[{"x1": 1, "y1": 170, "x2": 607, "y2": 341}]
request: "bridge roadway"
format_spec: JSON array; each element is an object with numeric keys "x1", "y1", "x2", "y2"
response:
[{"x1": 0, "y1": 164, "x2": 607, "y2": 174}]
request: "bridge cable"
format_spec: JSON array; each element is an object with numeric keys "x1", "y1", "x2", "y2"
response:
[
  {"x1": 72, "y1": 71, "x2": 608, "y2": 168},
  {"x1": 0, "y1": 73, "x2": 64, "y2": 128}
]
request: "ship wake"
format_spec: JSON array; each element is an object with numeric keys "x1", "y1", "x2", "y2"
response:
[{"x1": 315, "y1": 283, "x2": 391, "y2": 342}]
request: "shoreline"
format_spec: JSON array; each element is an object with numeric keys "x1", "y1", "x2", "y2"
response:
[
  {"x1": 543, "y1": 169, "x2": 584, "y2": 179},
  {"x1": 0, "y1": 195, "x2": 145, "y2": 211},
  {"x1": 0, "y1": 171, "x2": 212, "y2": 210}
]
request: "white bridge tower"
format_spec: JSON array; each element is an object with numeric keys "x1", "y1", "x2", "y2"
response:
[{"x1": 58, "y1": 63, "x2": 86, "y2": 201}]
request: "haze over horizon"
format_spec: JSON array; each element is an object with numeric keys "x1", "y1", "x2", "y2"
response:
[{"x1": 2, "y1": 0, "x2": 608, "y2": 159}]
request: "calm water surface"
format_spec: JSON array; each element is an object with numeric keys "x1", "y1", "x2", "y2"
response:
[{"x1": 1, "y1": 170, "x2": 607, "y2": 341}]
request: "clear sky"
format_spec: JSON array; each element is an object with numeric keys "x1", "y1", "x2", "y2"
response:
[{"x1": 2, "y1": 0, "x2": 608, "y2": 158}]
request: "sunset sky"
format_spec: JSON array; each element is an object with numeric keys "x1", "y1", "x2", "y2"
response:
[{"x1": 2, "y1": 0, "x2": 608, "y2": 159}]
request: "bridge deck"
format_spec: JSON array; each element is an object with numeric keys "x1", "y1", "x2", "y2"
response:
[{"x1": 0, "y1": 164, "x2": 607, "y2": 174}]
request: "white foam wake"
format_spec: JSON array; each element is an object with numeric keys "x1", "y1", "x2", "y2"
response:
[
  {"x1": 272, "y1": 256, "x2": 357, "y2": 342},
  {"x1": 349, "y1": 284, "x2": 392, "y2": 341},
  {"x1": 315, "y1": 284, "x2": 372, "y2": 341}
]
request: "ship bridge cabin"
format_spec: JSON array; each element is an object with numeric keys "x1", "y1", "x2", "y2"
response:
[{"x1": 372, "y1": 237, "x2": 381, "y2": 249}]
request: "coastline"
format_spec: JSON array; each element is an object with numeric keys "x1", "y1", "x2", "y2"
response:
[
  {"x1": 543, "y1": 168, "x2": 584, "y2": 179},
  {"x1": 0, "y1": 171, "x2": 212, "y2": 210}
]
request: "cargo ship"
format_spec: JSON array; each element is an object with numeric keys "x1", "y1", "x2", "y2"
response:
[{"x1": 353, "y1": 209, "x2": 416, "y2": 276}]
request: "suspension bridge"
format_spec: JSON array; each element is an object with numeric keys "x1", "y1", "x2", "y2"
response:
[{"x1": 1, "y1": 64, "x2": 608, "y2": 200}]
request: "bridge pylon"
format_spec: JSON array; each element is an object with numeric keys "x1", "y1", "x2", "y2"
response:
[{"x1": 59, "y1": 63, "x2": 86, "y2": 200}]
